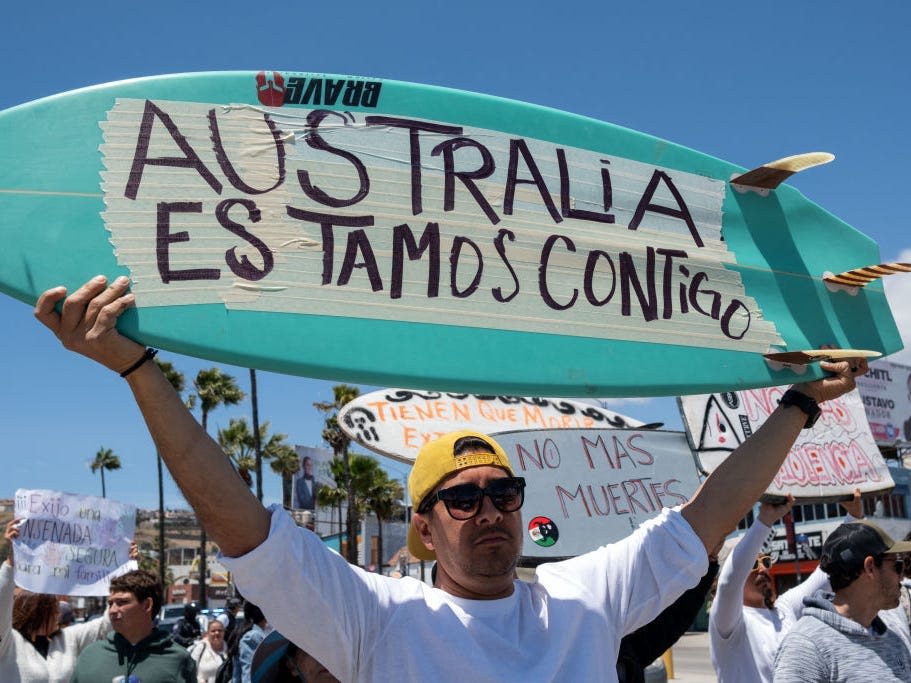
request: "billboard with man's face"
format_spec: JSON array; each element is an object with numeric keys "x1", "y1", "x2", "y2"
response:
[{"x1": 292, "y1": 445, "x2": 334, "y2": 510}]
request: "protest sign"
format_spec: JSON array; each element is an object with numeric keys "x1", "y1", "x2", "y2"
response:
[
  {"x1": 339, "y1": 388, "x2": 648, "y2": 463},
  {"x1": 678, "y1": 388, "x2": 893, "y2": 501},
  {"x1": 291, "y1": 445, "x2": 334, "y2": 511},
  {"x1": 491, "y1": 428, "x2": 701, "y2": 559},
  {"x1": 854, "y1": 359, "x2": 911, "y2": 445},
  {"x1": 13, "y1": 489, "x2": 137, "y2": 596}
]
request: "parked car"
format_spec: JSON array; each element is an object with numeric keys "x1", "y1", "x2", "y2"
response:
[{"x1": 156, "y1": 603, "x2": 186, "y2": 634}]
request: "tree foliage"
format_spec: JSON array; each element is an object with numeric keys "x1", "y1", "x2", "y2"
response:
[
  {"x1": 191, "y1": 367, "x2": 244, "y2": 608},
  {"x1": 90, "y1": 447, "x2": 121, "y2": 498},
  {"x1": 314, "y1": 385, "x2": 361, "y2": 564}
]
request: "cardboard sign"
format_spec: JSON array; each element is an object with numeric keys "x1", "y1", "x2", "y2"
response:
[
  {"x1": 678, "y1": 388, "x2": 894, "y2": 501},
  {"x1": 854, "y1": 359, "x2": 911, "y2": 445},
  {"x1": 491, "y1": 428, "x2": 702, "y2": 559},
  {"x1": 339, "y1": 389, "x2": 647, "y2": 463},
  {"x1": 13, "y1": 489, "x2": 137, "y2": 596}
]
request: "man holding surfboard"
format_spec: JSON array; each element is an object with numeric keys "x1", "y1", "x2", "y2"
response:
[{"x1": 34, "y1": 275, "x2": 868, "y2": 682}]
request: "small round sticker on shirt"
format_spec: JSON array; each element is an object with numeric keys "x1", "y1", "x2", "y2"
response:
[{"x1": 528, "y1": 516, "x2": 559, "y2": 547}]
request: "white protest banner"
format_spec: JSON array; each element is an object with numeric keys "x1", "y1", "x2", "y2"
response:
[
  {"x1": 13, "y1": 489, "x2": 137, "y2": 596},
  {"x1": 854, "y1": 359, "x2": 911, "y2": 445},
  {"x1": 491, "y1": 428, "x2": 701, "y2": 559},
  {"x1": 678, "y1": 388, "x2": 893, "y2": 501},
  {"x1": 339, "y1": 388, "x2": 649, "y2": 463}
]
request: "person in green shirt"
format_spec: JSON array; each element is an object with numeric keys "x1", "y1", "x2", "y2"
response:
[{"x1": 72, "y1": 569, "x2": 196, "y2": 683}]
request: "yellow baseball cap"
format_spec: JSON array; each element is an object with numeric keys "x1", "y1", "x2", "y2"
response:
[{"x1": 407, "y1": 430, "x2": 515, "y2": 561}]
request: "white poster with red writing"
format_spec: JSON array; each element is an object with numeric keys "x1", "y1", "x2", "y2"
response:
[
  {"x1": 678, "y1": 388, "x2": 894, "y2": 502},
  {"x1": 491, "y1": 428, "x2": 702, "y2": 559}
]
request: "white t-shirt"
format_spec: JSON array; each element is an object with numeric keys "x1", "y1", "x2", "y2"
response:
[
  {"x1": 221, "y1": 505, "x2": 707, "y2": 683},
  {"x1": 709, "y1": 519, "x2": 830, "y2": 683}
]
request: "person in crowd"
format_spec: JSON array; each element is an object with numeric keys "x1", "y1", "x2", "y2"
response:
[
  {"x1": 710, "y1": 491, "x2": 864, "y2": 682},
  {"x1": 57, "y1": 601, "x2": 76, "y2": 628},
  {"x1": 71, "y1": 568, "x2": 196, "y2": 682},
  {"x1": 234, "y1": 602, "x2": 269, "y2": 683},
  {"x1": 33, "y1": 274, "x2": 866, "y2": 681},
  {"x1": 173, "y1": 600, "x2": 204, "y2": 647},
  {"x1": 250, "y1": 630, "x2": 338, "y2": 682},
  {"x1": 898, "y1": 531, "x2": 911, "y2": 629},
  {"x1": 773, "y1": 521, "x2": 911, "y2": 681},
  {"x1": 0, "y1": 517, "x2": 137, "y2": 682},
  {"x1": 616, "y1": 543, "x2": 721, "y2": 683},
  {"x1": 218, "y1": 597, "x2": 243, "y2": 643},
  {"x1": 189, "y1": 618, "x2": 228, "y2": 682}
]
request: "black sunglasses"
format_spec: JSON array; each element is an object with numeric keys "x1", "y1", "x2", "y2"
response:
[
  {"x1": 882, "y1": 555, "x2": 906, "y2": 575},
  {"x1": 419, "y1": 477, "x2": 526, "y2": 520}
]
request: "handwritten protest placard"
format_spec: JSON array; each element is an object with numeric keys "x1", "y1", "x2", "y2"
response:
[
  {"x1": 339, "y1": 389, "x2": 648, "y2": 463},
  {"x1": 678, "y1": 388, "x2": 893, "y2": 501},
  {"x1": 98, "y1": 97, "x2": 784, "y2": 356},
  {"x1": 491, "y1": 428, "x2": 701, "y2": 559},
  {"x1": 13, "y1": 489, "x2": 137, "y2": 596}
]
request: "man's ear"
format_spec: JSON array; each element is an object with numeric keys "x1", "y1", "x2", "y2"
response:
[
  {"x1": 142, "y1": 597, "x2": 154, "y2": 617},
  {"x1": 862, "y1": 555, "x2": 877, "y2": 577},
  {"x1": 412, "y1": 513, "x2": 435, "y2": 553}
]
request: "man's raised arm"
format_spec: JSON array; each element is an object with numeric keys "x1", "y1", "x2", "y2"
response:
[
  {"x1": 34, "y1": 275, "x2": 270, "y2": 557},
  {"x1": 681, "y1": 357, "x2": 867, "y2": 553}
]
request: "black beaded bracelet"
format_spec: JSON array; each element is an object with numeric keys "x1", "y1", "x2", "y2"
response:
[{"x1": 120, "y1": 347, "x2": 159, "y2": 378}]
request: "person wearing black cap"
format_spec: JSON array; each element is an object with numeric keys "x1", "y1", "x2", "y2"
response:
[
  {"x1": 773, "y1": 521, "x2": 911, "y2": 682},
  {"x1": 249, "y1": 631, "x2": 337, "y2": 683}
]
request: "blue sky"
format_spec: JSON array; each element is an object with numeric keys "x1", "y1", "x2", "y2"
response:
[{"x1": 2, "y1": 1, "x2": 910, "y2": 509}]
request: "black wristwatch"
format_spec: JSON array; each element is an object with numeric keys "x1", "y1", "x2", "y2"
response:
[{"x1": 779, "y1": 389, "x2": 821, "y2": 429}]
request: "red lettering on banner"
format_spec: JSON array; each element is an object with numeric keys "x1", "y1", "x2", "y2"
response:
[{"x1": 774, "y1": 441, "x2": 884, "y2": 488}]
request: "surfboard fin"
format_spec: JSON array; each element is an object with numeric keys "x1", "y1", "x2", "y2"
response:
[
  {"x1": 731, "y1": 152, "x2": 835, "y2": 189},
  {"x1": 763, "y1": 349, "x2": 881, "y2": 366},
  {"x1": 824, "y1": 262, "x2": 911, "y2": 287}
]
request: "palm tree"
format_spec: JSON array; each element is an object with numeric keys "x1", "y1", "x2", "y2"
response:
[
  {"x1": 90, "y1": 447, "x2": 121, "y2": 498},
  {"x1": 266, "y1": 442, "x2": 300, "y2": 508},
  {"x1": 314, "y1": 385, "x2": 360, "y2": 563},
  {"x1": 193, "y1": 367, "x2": 245, "y2": 608},
  {"x1": 316, "y1": 452, "x2": 400, "y2": 566},
  {"x1": 366, "y1": 470, "x2": 404, "y2": 572},
  {"x1": 217, "y1": 417, "x2": 257, "y2": 484},
  {"x1": 316, "y1": 460, "x2": 348, "y2": 539},
  {"x1": 249, "y1": 369, "x2": 264, "y2": 501},
  {"x1": 154, "y1": 358, "x2": 186, "y2": 590}
]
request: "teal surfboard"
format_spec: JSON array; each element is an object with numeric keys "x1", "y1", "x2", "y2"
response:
[{"x1": 0, "y1": 71, "x2": 900, "y2": 396}]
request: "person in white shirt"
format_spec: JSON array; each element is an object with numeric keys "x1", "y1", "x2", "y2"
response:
[
  {"x1": 32, "y1": 274, "x2": 867, "y2": 682},
  {"x1": 710, "y1": 492, "x2": 863, "y2": 682},
  {"x1": 188, "y1": 619, "x2": 228, "y2": 683}
]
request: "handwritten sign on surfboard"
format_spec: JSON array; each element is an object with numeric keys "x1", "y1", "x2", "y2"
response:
[
  {"x1": 678, "y1": 387, "x2": 894, "y2": 501},
  {"x1": 338, "y1": 388, "x2": 649, "y2": 463},
  {"x1": 0, "y1": 71, "x2": 901, "y2": 396},
  {"x1": 490, "y1": 428, "x2": 702, "y2": 559}
]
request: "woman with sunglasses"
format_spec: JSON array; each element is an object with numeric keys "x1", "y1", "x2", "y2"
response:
[{"x1": 709, "y1": 491, "x2": 864, "y2": 683}]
